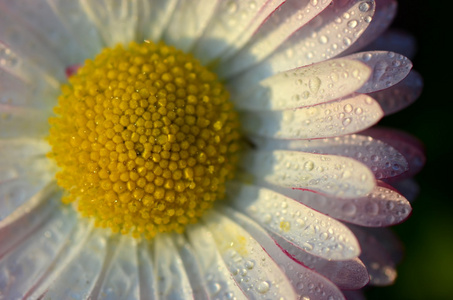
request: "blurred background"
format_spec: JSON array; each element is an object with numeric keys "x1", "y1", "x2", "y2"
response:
[{"x1": 366, "y1": 0, "x2": 453, "y2": 299}]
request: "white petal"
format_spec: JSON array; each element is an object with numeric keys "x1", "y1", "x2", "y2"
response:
[
  {"x1": 0, "y1": 105, "x2": 52, "y2": 138},
  {"x1": 370, "y1": 70, "x2": 422, "y2": 116},
  {"x1": 223, "y1": 206, "x2": 346, "y2": 300},
  {"x1": 0, "y1": 183, "x2": 58, "y2": 257},
  {"x1": 172, "y1": 234, "x2": 210, "y2": 299},
  {"x1": 138, "y1": 0, "x2": 179, "y2": 42},
  {"x1": 227, "y1": 183, "x2": 361, "y2": 260},
  {"x1": 192, "y1": 0, "x2": 277, "y2": 65},
  {"x1": 232, "y1": 0, "x2": 375, "y2": 86},
  {"x1": 47, "y1": 0, "x2": 104, "y2": 59},
  {"x1": 36, "y1": 225, "x2": 109, "y2": 299},
  {"x1": 186, "y1": 224, "x2": 247, "y2": 299},
  {"x1": 240, "y1": 95, "x2": 383, "y2": 139},
  {"x1": 153, "y1": 234, "x2": 194, "y2": 299},
  {"x1": 137, "y1": 241, "x2": 159, "y2": 299},
  {"x1": 251, "y1": 133, "x2": 408, "y2": 180},
  {"x1": 2, "y1": 0, "x2": 90, "y2": 65},
  {"x1": 163, "y1": 0, "x2": 218, "y2": 52},
  {"x1": 0, "y1": 9, "x2": 66, "y2": 82},
  {"x1": 0, "y1": 139, "x2": 53, "y2": 219},
  {"x1": 218, "y1": 0, "x2": 333, "y2": 78},
  {"x1": 348, "y1": 51, "x2": 412, "y2": 93},
  {"x1": 241, "y1": 150, "x2": 376, "y2": 198},
  {"x1": 0, "y1": 200, "x2": 76, "y2": 299},
  {"x1": 272, "y1": 233, "x2": 369, "y2": 290},
  {"x1": 97, "y1": 236, "x2": 140, "y2": 300},
  {"x1": 233, "y1": 58, "x2": 371, "y2": 111},
  {"x1": 343, "y1": 0, "x2": 397, "y2": 55},
  {"x1": 281, "y1": 185, "x2": 412, "y2": 227},
  {"x1": 204, "y1": 210, "x2": 297, "y2": 299},
  {"x1": 78, "y1": 0, "x2": 140, "y2": 46},
  {"x1": 0, "y1": 68, "x2": 58, "y2": 110}
]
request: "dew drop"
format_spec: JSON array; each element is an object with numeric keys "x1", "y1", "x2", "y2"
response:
[
  {"x1": 256, "y1": 281, "x2": 270, "y2": 294},
  {"x1": 342, "y1": 203, "x2": 357, "y2": 216},
  {"x1": 309, "y1": 77, "x2": 321, "y2": 94},
  {"x1": 359, "y1": 2, "x2": 371, "y2": 12},
  {"x1": 347, "y1": 20, "x2": 358, "y2": 28},
  {"x1": 304, "y1": 160, "x2": 315, "y2": 171}
]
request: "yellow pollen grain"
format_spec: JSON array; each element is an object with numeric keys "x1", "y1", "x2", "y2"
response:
[{"x1": 48, "y1": 41, "x2": 241, "y2": 239}]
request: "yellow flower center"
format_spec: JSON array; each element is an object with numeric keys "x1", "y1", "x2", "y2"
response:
[{"x1": 48, "y1": 41, "x2": 241, "y2": 239}]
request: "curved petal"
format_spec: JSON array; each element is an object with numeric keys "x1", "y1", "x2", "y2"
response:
[
  {"x1": 218, "y1": 0, "x2": 333, "y2": 78},
  {"x1": 223, "y1": 206, "x2": 347, "y2": 300},
  {"x1": 233, "y1": 58, "x2": 371, "y2": 111},
  {"x1": 347, "y1": 51, "x2": 412, "y2": 93},
  {"x1": 203, "y1": 210, "x2": 297, "y2": 299},
  {"x1": 272, "y1": 233, "x2": 369, "y2": 290},
  {"x1": 226, "y1": 183, "x2": 361, "y2": 260},
  {"x1": 280, "y1": 184, "x2": 412, "y2": 227},
  {"x1": 232, "y1": 0, "x2": 376, "y2": 86},
  {"x1": 240, "y1": 95, "x2": 383, "y2": 139},
  {"x1": 251, "y1": 133, "x2": 408, "y2": 179},
  {"x1": 95, "y1": 236, "x2": 141, "y2": 300},
  {"x1": 369, "y1": 70, "x2": 423, "y2": 116},
  {"x1": 192, "y1": 0, "x2": 282, "y2": 65},
  {"x1": 163, "y1": 0, "x2": 219, "y2": 52},
  {"x1": 241, "y1": 150, "x2": 376, "y2": 197},
  {"x1": 186, "y1": 224, "x2": 247, "y2": 299}
]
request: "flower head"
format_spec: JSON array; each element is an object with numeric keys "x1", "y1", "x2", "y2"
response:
[{"x1": 0, "y1": 0, "x2": 424, "y2": 299}]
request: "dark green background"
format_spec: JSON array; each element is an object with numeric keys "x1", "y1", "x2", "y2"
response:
[{"x1": 366, "y1": 0, "x2": 453, "y2": 299}]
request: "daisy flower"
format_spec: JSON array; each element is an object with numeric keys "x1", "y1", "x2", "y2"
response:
[{"x1": 0, "y1": 0, "x2": 424, "y2": 299}]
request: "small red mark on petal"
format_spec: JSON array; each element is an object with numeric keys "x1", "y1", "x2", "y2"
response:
[{"x1": 65, "y1": 65, "x2": 80, "y2": 78}]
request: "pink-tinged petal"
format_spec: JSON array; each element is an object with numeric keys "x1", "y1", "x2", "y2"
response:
[
  {"x1": 272, "y1": 233, "x2": 369, "y2": 290},
  {"x1": 343, "y1": 0, "x2": 398, "y2": 55},
  {"x1": 364, "y1": 127, "x2": 426, "y2": 180},
  {"x1": 241, "y1": 150, "x2": 376, "y2": 198},
  {"x1": 349, "y1": 226, "x2": 402, "y2": 286},
  {"x1": 0, "y1": 201, "x2": 77, "y2": 299},
  {"x1": 233, "y1": 58, "x2": 371, "y2": 111},
  {"x1": 186, "y1": 225, "x2": 248, "y2": 299},
  {"x1": 227, "y1": 183, "x2": 360, "y2": 260},
  {"x1": 78, "y1": 0, "x2": 141, "y2": 46},
  {"x1": 364, "y1": 29, "x2": 418, "y2": 60},
  {"x1": 231, "y1": 0, "x2": 376, "y2": 87},
  {"x1": 204, "y1": 210, "x2": 298, "y2": 299},
  {"x1": 369, "y1": 70, "x2": 423, "y2": 115},
  {"x1": 251, "y1": 133, "x2": 408, "y2": 180},
  {"x1": 1, "y1": 0, "x2": 90, "y2": 65},
  {"x1": 192, "y1": 0, "x2": 282, "y2": 65},
  {"x1": 218, "y1": 0, "x2": 333, "y2": 78},
  {"x1": 347, "y1": 51, "x2": 412, "y2": 93},
  {"x1": 136, "y1": 242, "x2": 159, "y2": 299},
  {"x1": 153, "y1": 235, "x2": 194, "y2": 299},
  {"x1": 280, "y1": 184, "x2": 412, "y2": 227},
  {"x1": 95, "y1": 236, "x2": 140, "y2": 300},
  {"x1": 241, "y1": 95, "x2": 383, "y2": 140},
  {"x1": 223, "y1": 206, "x2": 346, "y2": 300},
  {"x1": 163, "y1": 0, "x2": 218, "y2": 52}
]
